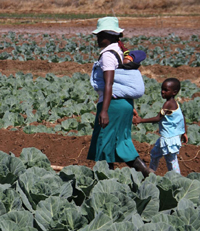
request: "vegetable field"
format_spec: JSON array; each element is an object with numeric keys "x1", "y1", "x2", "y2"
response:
[
  {"x1": 0, "y1": 17, "x2": 199, "y2": 176},
  {"x1": 0, "y1": 16, "x2": 200, "y2": 230}
]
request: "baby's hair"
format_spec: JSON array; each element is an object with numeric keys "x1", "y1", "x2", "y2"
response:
[{"x1": 163, "y1": 78, "x2": 181, "y2": 93}]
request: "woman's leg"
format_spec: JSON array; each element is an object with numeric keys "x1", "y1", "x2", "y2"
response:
[
  {"x1": 108, "y1": 163, "x2": 114, "y2": 170},
  {"x1": 126, "y1": 157, "x2": 153, "y2": 177},
  {"x1": 164, "y1": 153, "x2": 180, "y2": 174}
]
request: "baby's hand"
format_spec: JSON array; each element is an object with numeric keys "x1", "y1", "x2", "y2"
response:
[{"x1": 181, "y1": 133, "x2": 188, "y2": 145}]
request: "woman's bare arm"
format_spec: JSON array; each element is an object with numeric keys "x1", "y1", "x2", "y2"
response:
[{"x1": 98, "y1": 70, "x2": 114, "y2": 128}]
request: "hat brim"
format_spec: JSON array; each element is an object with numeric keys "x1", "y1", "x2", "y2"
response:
[
  {"x1": 92, "y1": 17, "x2": 124, "y2": 35},
  {"x1": 92, "y1": 28, "x2": 124, "y2": 35}
]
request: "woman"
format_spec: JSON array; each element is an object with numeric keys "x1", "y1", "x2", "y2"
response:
[{"x1": 87, "y1": 17, "x2": 151, "y2": 177}]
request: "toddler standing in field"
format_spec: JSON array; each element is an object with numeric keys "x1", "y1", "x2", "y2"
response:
[{"x1": 132, "y1": 78, "x2": 188, "y2": 174}]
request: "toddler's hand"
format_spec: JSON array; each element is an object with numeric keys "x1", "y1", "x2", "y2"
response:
[{"x1": 181, "y1": 133, "x2": 188, "y2": 145}]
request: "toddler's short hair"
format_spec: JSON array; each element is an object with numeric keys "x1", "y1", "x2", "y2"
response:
[{"x1": 163, "y1": 78, "x2": 181, "y2": 92}]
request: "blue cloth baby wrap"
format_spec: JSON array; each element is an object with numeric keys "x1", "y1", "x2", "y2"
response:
[{"x1": 90, "y1": 60, "x2": 145, "y2": 99}]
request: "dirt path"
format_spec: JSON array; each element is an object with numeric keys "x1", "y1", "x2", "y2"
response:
[
  {"x1": 1, "y1": 16, "x2": 200, "y2": 38},
  {"x1": 0, "y1": 129, "x2": 199, "y2": 176}
]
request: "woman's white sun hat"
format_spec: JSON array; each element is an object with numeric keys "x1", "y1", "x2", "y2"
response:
[{"x1": 92, "y1": 17, "x2": 124, "y2": 35}]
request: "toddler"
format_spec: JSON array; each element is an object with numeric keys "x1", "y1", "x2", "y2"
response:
[{"x1": 132, "y1": 78, "x2": 188, "y2": 174}]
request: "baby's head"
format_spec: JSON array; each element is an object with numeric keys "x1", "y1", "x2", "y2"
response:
[
  {"x1": 123, "y1": 50, "x2": 146, "y2": 65},
  {"x1": 162, "y1": 78, "x2": 181, "y2": 95}
]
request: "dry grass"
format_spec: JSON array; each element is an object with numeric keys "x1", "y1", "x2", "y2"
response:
[{"x1": 0, "y1": 0, "x2": 200, "y2": 15}]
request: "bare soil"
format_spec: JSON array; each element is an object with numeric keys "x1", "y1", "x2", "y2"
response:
[{"x1": 0, "y1": 16, "x2": 200, "y2": 176}]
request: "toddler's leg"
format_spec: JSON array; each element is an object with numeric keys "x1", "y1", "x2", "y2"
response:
[
  {"x1": 164, "y1": 153, "x2": 180, "y2": 174},
  {"x1": 149, "y1": 138, "x2": 163, "y2": 172},
  {"x1": 149, "y1": 154, "x2": 162, "y2": 171}
]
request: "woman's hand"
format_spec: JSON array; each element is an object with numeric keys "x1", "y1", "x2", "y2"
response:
[
  {"x1": 133, "y1": 109, "x2": 139, "y2": 117},
  {"x1": 99, "y1": 110, "x2": 109, "y2": 128},
  {"x1": 132, "y1": 116, "x2": 142, "y2": 125}
]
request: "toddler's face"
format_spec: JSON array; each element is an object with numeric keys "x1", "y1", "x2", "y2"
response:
[{"x1": 161, "y1": 81, "x2": 175, "y2": 99}]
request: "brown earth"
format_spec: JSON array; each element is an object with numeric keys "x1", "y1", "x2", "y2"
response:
[
  {"x1": 1, "y1": 0, "x2": 200, "y2": 16},
  {"x1": 0, "y1": 16, "x2": 200, "y2": 176}
]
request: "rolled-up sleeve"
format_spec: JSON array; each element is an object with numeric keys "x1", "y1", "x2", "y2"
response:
[{"x1": 99, "y1": 52, "x2": 118, "y2": 72}]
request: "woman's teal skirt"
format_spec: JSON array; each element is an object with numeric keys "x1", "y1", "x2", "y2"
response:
[{"x1": 87, "y1": 98, "x2": 139, "y2": 163}]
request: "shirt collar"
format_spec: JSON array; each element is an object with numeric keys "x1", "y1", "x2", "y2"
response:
[{"x1": 100, "y1": 43, "x2": 119, "y2": 54}]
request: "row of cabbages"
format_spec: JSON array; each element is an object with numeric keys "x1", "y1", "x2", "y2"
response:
[{"x1": 0, "y1": 147, "x2": 200, "y2": 230}]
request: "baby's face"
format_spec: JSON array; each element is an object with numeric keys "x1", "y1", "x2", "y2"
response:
[
  {"x1": 123, "y1": 57, "x2": 131, "y2": 64},
  {"x1": 123, "y1": 55, "x2": 133, "y2": 64}
]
